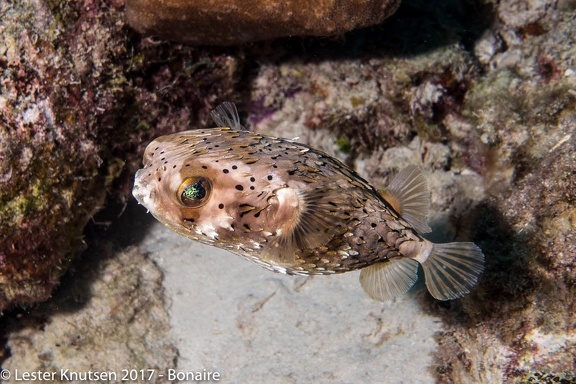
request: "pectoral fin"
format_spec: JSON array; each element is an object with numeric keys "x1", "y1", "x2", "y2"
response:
[{"x1": 260, "y1": 186, "x2": 346, "y2": 267}]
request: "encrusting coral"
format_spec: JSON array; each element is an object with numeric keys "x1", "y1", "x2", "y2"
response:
[
  {"x1": 126, "y1": 0, "x2": 401, "y2": 45},
  {"x1": 0, "y1": 0, "x2": 239, "y2": 312}
]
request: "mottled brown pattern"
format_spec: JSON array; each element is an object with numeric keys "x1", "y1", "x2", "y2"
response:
[
  {"x1": 134, "y1": 122, "x2": 484, "y2": 302},
  {"x1": 134, "y1": 128, "x2": 420, "y2": 275}
]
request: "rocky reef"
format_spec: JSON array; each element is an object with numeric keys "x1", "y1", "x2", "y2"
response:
[
  {"x1": 126, "y1": 0, "x2": 401, "y2": 45},
  {"x1": 2, "y1": 245, "x2": 178, "y2": 383},
  {"x1": 0, "y1": 0, "x2": 238, "y2": 312},
  {"x1": 1, "y1": 0, "x2": 575, "y2": 381}
]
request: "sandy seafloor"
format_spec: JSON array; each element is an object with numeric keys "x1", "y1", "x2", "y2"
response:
[
  {"x1": 138, "y1": 206, "x2": 441, "y2": 383},
  {"x1": 3, "y1": 198, "x2": 442, "y2": 383}
]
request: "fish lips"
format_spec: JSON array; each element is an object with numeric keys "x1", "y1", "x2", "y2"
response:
[{"x1": 132, "y1": 169, "x2": 155, "y2": 209}]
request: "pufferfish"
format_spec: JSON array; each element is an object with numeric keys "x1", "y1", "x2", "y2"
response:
[{"x1": 133, "y1": 102, "x2": 484, "y2": 301}]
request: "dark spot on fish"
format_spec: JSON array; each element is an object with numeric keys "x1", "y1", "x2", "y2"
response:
[
  {"x1": 288, "y1": 170, "x2": 296, "y2": 175},
  {"x1": 223, "y1": 169, "x2": 229, "y2": 173},
  {"x1": 160, "y1": 151, "x2": 165, "y2": 154},
  {"x1": 202, "y1": 165, "x2": 208, "y2": 169},
  {"x1": 184, "y1": 218, "x2": 195, "y2": 223},
  {"x1": 250, "y1": 186, "x2": 255, "y2": 190},
  {"x1": 371, "y1": 223, "x2": 377, "y2": 228},
  {"x1": 218, "y1": 203, "x2": 224, "y2": 209},
  {"x1": 272, "y1": 165, "x2": 277, "y2": 168},
  {"x1": 328, "y1": 201, "x2": 338, "y2": 207},
  {"x1": 155, "y1": 146, "x2": 160, "y2": 150},
  {"x1": 235, "y1": 185, "x2": 244, "y2": 190},
  {"x1": 232, "y1": 165, "x2": 238, "y2": 170},
  {"x1": 254, "y1": 211, "x2": 261, "y2": 218},
  {"x1": 215, "y1": 144, "x2": 220, "y2": 147},
  {"x1": 267, "y1": 175, "x2": 273, "y2": 180},
  {"x1": 185, "y1": 164, "x2": 190, "y2": 167},
  {"x1": 158, "y1": 177, "x2": 162, "y2": 182},
  {"x1": 161, "y1": 157, "x2": 165, "y2": 161},
  {"x1": 172, "y1": 165, "x2": 177, "y2": 169},
  {"x1": 250, "y1": 177, "x2": 255, "y2": 182}
]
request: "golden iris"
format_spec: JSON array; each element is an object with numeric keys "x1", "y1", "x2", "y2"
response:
[{"x1": 178, "y1": 177, "x2": 211, "y2": 207}]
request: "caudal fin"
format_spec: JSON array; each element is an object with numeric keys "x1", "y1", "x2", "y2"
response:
[{"x1": 420, "y1": 242, "x2": 484, "y2": 300}]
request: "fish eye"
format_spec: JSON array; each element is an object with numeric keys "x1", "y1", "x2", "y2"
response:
[{"x1": 178, "y1": 177, "x2": 212, "y2": 207}]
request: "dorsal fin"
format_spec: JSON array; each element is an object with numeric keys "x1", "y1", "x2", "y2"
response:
[
  {"x1": 210, "y1": 102, "x2": 243, "y2": 130},
  {"x1": 260, "y1": 186, "x2": 346, "y2": 266},
  {"x1": 379, "y1": 166, "x2": 432, "y2": 233}
]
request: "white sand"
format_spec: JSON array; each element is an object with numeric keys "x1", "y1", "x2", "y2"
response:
[{"x1": 140, "y1": 219, "x2": 440, "y2": 383}]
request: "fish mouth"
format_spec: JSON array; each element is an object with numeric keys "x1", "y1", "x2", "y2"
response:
[{"x1": 132, "y1": 169, "x2": 154, "y2": 208}]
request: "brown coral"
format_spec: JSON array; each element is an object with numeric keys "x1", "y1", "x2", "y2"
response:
[
  {"x1": 126, "y1": 0, "x2": 401, "y2": 45},
  {"x1": 0, "y1": 0, "x2": 240, "y2": 312}
]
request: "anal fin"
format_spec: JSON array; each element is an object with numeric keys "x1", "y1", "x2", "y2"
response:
[
  {"x1": 379, "y1": 165, "x2": 432, "y2": 233},
  {"x1": 359, "y1": 258, "x2": 419, "y2": 301}
]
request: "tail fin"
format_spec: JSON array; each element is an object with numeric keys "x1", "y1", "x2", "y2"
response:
[{"x1": 420, "y1": 242, "x2": 484, "y2": 300}]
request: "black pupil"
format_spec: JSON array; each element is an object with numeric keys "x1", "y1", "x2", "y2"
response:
[{"x1": 182, "y1": 181, "x2": 206, "y2": 201}]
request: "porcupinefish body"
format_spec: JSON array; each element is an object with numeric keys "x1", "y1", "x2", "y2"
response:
[{"x1": 133, "y1": 103, "x2": 484, "y2": 301}]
